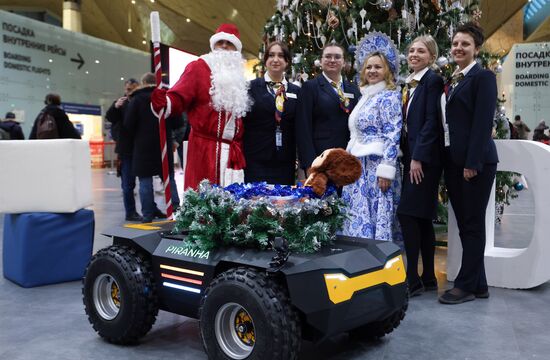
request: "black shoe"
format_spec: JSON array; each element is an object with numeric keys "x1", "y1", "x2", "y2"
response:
[
  {"x1": 141, "y1": 217, "x2": 154, "y2": 223},
  {"x1": 444, "y1": 288, "x2": 489, "y2": 298},
  {"x1": 422, "y1": 278, "x2": 438, "y2": 291},
  {"x1": 474, "y1": 290, "x2": 490, "y2": 299},
  {"x1": 439, "y1": 288, "x2": 475, "y2": 304},
  {"x1": 408, "y1": 281, "x2": 425, "y2": 297},
  {"x1": 125, "y1": 212, "x2": 143, "y2": 222},
  {"x1": 154, "y1": 209, "x2": 167, "y2": 219}
]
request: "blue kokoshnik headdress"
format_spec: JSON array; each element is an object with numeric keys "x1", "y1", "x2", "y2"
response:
[{"x1": 354, "y1": 32, "x2": 400, "y2": 78}]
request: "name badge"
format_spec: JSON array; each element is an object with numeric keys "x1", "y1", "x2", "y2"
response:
[
  {"x1": 286, "y1": 93, "x2": 297, "y2": 99},
  {"x1": 343, "y1": 93, "x2": 355, "y2": 99},
  {"x1": 275, "y1": 126, "x2": 283, "y2": 148},
  {"x1": 443, "y1": 123, "x2": 450, "y2": 147}
]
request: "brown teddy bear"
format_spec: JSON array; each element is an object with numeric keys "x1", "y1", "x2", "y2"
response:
[{"x1": 304, "y1": 148, "x2": 362, "y2": 196}]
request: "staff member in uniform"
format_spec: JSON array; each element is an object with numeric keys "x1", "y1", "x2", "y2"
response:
[
  {"x1": 296, "y1": 43, "x2": 361, "y2": 173},
  {"x1": 397, "y1": 35, "x2": 444, "y2": 296},
  {"x1": 438, "y1": 22, "x2": 498, "y2": 305},
  {"x1": 243, "y1": 41, "x2": 300, "y2": 185}
]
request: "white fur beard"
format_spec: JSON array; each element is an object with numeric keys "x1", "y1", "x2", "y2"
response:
[{"x1": 201, "y1": 50, "x2": 252, "y2": 118}]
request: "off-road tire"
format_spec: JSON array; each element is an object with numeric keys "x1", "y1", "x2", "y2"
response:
[
  {"x1": 199, "y1": 267, "x2": 301, "y2": 360},
  {"x1": 82, "y1": 245, "x2": 158, "y2": 344},
  {"x1": 349, "y1": 289, "x2": 408, "y2": 340}
]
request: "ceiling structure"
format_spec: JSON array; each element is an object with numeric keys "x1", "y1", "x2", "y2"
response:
[
  {"x1": 0, "y1": 0, "x2": 548, "y2": 59},
  {"x1": 0, "y1": 0, "x2": 277, "y2": 59}
]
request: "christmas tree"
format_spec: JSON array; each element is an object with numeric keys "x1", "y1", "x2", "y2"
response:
[
  {"x1": 261, "y1": 1, "x2": 512, "y2": 228},
  {"x1": 261, "y1": 0, "x2": 499, "y2": 82}
]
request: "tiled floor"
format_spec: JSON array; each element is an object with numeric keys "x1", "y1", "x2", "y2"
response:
[{"x1": 0, "y1": 169, "x2": 548, "y2": 360}]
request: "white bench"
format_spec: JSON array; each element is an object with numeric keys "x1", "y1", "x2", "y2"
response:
[{"x1": 0, "y1": 139, "x2": 92, "y2": 213}]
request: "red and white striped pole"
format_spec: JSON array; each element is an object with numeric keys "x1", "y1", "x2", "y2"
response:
[{"x1": 150, "y1": 11, "x2": 173, "y2": 219}]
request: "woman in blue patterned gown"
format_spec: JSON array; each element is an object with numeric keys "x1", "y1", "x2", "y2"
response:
[{"x1": 341, "y1": 50, "x2": 402, "y2": 241}]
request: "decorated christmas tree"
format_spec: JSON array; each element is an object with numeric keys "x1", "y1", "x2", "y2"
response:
[
  {"x1": 260, "y1": 0, "x2": 499, "y2": 82},
  {"x1": 260, "y1": 1, "x2": 512, "y2": 228}
]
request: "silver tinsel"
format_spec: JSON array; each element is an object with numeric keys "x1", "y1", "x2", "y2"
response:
[{"x1": 380, "y1": 0, "x2": 393, "y2": 11}]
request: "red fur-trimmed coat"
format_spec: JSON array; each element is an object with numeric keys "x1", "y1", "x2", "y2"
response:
[{"x1": 167, "y1": 58, "x2": 245, "y2": 189}]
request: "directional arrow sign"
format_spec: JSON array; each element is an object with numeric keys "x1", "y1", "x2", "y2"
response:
[{"x1": 70, "y1": 53, "x2": 85, "y2": 69}]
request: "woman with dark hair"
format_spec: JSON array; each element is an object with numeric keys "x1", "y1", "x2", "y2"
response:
[
  {"x1": 29, "y1": 93, "x2": 81, "y2": 139},
  {"x1": 397, "y1": 35, "x2": 444, "y2": 296},
  {"x1": 439, "y1": 22, "x2": 498, "y2": 304},
  {"x1": 242, "y1": 41, "x2": 300, "y2": 184}
]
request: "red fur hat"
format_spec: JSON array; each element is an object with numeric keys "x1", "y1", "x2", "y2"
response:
[{"x1": 210, "y1": 23, "x2": 242, "y2": 52}]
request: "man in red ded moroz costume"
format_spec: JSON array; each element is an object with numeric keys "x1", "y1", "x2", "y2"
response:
[{"x1": 151, "y1": 23, "x2": 252, "y2": 189}]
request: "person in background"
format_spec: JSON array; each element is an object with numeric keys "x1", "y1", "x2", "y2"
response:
[
  {"x1": 173, "y1": 113, "x2": 190, "y2": 171},
  {"x1": 29, "y1": 94, "x2": 81, "y2": 139},
  {"x1": 439, "y1": 22, "x2": 498, "y2": 305},
  {"x1": 397, "y1": 35, "x2": 444, "y2": 296},
  {"x1": 0, "y1": 112, "x2": 25, "y2": 139},
  {"x1": 532, "y1": 120, "x2": 549, "y2": 143},
  {"x1": 125, "y1": 72, "x2": 183, "y2": 223},
  {"x1": 243, "y1": 41, "x2": 300, "y2": 185},
  {"x1": 106, "y1": 78, "x2": 142, "y2": 222},
  {"x1": 341, "y1": 45, "x2": 402, "y2": 242},
  {"x1": 513, "y1": 115, "x2": 530, "y2": 140},
  {"x1": 295, "y1": 42, "x2": 361, "y2": 175}
]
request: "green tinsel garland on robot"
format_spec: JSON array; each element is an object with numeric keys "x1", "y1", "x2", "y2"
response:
[{"x1": 173, "y1": 180, "x2": 347, "y2": 253}]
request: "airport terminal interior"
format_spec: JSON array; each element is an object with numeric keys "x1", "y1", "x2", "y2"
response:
[{"x1": 1, "y1": 1, "x2": 550, "y2": 359}]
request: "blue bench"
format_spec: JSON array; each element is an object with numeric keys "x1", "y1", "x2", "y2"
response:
[{"x1": 3, "y1": 209, "x2": 94, "y2": 287}]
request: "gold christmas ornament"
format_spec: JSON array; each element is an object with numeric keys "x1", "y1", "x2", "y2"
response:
[{"x1": 327, "y1": 10, "x2": 340, "y2": 29}]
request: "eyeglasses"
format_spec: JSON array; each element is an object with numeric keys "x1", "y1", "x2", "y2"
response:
[{"x1": 322, "y1": 54, "x2": 343, "y2": 60}]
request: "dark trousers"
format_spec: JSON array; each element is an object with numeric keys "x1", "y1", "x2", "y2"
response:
[
  {"x1": 444, "y1": 160, "x2": 497, "y2": 293},
  {"x1": 120, "y1": 154, "x2": 137, "y2": 217},
  {"x1": 398, "y1": 214, "x2": 436, "y2": 285},
  {"x1": 138, "y1": 172, "x2": 180, "y2": 221}
]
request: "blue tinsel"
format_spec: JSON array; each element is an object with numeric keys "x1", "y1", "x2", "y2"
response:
[{"x1": 222, "y1": 182, "x2": 336, "y2": 200}]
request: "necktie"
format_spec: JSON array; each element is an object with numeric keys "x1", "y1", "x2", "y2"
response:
[
  {"x1": 401, "y1": 79, "x2": 418, "y2": 121},
  {"x1": 269, "y1": 81, "x2": 286, "y2": 124},
  {"x1": 401, "y1": 79, "x2": 419, "y2": 154},
  {"x1": 268, "y1": 81, "x2": 286, "y2": 150},
  {"x1": 330, "y1": 81, "x2": 350, "y2": 113},
  {"x1": 446, "y1": 72, "x2": 464, "y2": 99}
]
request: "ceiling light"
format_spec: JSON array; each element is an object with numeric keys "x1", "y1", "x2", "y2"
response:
[
  {"x1": 128, "y1": 28, "x2": 132, "y2": 32},
  {"x1": 120, "y1": 77, "x2": 125, "y2": 81},
  {"x1": 95, "y1": 60, "x2": 100, "y2": 64},
  {"x1": 142, "y1": 40, "x2": 147, "y2": 44},
  {"x1": 186, "y1": 18, "x2": 191, "y2": 23}
]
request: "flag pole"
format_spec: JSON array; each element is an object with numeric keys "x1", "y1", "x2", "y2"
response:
[{"x1": 150, "y1": 11, "x2": 173, "y2": 219}]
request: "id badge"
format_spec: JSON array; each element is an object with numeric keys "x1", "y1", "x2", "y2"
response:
[
  {"x1": 443, "y1": 123, "x2": 450, "y2": 147},
  {"x1": 275, "y1": 126, "x2": 283, "y2": 148}
]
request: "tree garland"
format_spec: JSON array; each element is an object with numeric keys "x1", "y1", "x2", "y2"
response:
[
  {"x1": 174, "y1": 181, "x2": 347, "y2": 253},
  {"x1": 260, "y1": 0, "x2": 500, "y2": 82}
]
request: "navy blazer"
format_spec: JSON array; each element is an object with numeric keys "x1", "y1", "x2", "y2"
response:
[
  {"x1": 405, "y1": 68, "x2": 444, "y2": 166},
  {"x1": 295, "y1": 75, "x2": 361, "y2": 168},
  {"x1": 243, "y1": 78, "x2": 300, "y2": 164},
  {"x1": 445, "y1": 63, "x2": 498, "y2": 171}
]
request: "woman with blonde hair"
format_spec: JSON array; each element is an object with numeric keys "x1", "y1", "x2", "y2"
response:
[
  {"x1": 342, "y1": 33, "x2": 402, "y2": 242},
  {"x1": 397, "y1": 35, "x2": 444, "y2": 296}
]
